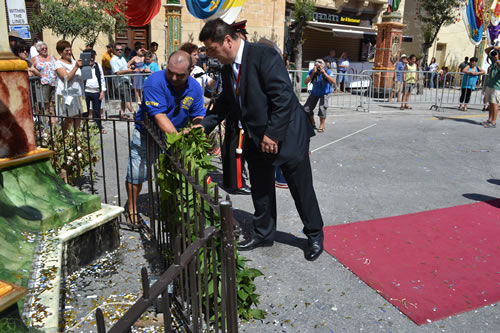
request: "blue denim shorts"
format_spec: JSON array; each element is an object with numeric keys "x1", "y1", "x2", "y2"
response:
[{"x1": 126, "y1": 128, "x2": 150, "y2": 185}]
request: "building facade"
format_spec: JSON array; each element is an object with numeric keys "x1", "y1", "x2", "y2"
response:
[
  {"x1": 8, "y1": 0, "x2": 479, "y2": 70},
  {"x1": 401, "y1": 1, "x2": 475, "y2": 70}
]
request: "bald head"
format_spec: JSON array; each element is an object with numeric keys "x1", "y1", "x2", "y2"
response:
[
  {"x1": 168, "y1": 50, "x2": 192, "y2": 70},
  {"x1": 166, "y1": 50, "x2": 193, "y2": 91}
]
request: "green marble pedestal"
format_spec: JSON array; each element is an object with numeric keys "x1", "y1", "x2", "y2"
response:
[
  {"x1": 1, "y1": 157, "x2": 101, "y2": 233},
  {"x1": 0, "y1": 152, "x2": 101, "y2": 287}
]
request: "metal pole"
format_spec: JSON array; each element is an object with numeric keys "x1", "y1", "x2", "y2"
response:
[{"x1": 219, "y1": 200, "x2": 238, "y2": 332}]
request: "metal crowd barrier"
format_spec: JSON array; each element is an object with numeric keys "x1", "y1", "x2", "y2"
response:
[
  {"x1": 438, "y1": 71, "x2": 486, "y2": 111},
  {"x1": 102, "y1": 73, "x2": 152, "y2": 118},
  {"x1": 360, "y1": 70, "x2": 441, "y2": 111},
  {"x1": 288, "y1": 69, "x2": 371, "y2": 112},
  {"x1": 30, "y1": 69, "x2": 487, "y2": 118}
]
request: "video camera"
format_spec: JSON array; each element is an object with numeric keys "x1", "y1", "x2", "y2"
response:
[{"x1": 193, "y1": 58, "x2": 223, "y2": 78}]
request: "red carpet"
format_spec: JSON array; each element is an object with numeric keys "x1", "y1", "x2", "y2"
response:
[{"x1": 323, "y1": 200, "x2": 500, "y2": 325}]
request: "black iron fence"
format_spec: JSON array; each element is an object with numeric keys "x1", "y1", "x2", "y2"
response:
[{"x1": 30, "y1": 76, "x2": 239, "y2": 331}]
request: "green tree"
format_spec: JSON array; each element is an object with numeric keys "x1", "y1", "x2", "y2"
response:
[
  {"x1": 417, "y1": 0, "x2": 462, "y2": 63},
  {"x1": 31, "y1": 0, "x2": 128, "y2": 48},
  {"x1": 290, "y1": 0, "x2": 315, "y2": 95}
]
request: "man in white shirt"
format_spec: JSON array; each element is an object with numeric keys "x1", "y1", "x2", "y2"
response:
[
  {"x1": 83, "y1": 50, "x2": 107, "y2": 133},
  {"x1": 110, "y1": 44, "x2": 135, "y2": 119}
]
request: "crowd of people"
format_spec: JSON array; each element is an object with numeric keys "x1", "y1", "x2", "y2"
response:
[{"x1": 8, "y1": 30, "x2": 167, "y2": 130}]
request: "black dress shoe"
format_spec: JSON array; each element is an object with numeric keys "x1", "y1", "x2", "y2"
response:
[
  {"x1": 238, "y1": 238, "x2": 274, "y2": 251},
  {"x1": 305, "y1": 238, "x2": 323, "y2": 261},
  {"x1": 230, "y1": 186, "x2": 252, "y2": 195}
]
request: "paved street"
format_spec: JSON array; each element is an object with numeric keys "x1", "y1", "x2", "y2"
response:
[
  {"x1": 229, "y1": 104, "x2": 500, "y2": 332},
  {"x1": 64, "y1": 102, "x2": 500, "y2": 332}
]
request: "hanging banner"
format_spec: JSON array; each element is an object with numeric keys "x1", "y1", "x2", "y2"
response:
[
  {"x1": 185, "y1": 0, "x2": 246, "y2": 23},
  {"x1": 487, "y1": 1, "x2": 500, "y2": 45},
  {"x1": 463, "y1": 0, "x2": 485, "y2": 45},
  {"x1": 107, "y1": 0, "x2": 162, "y2": 27}
]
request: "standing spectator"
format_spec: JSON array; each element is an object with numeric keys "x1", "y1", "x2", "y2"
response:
[
  {"x1": 337, "y1": 51, "x2": 350, "y2": 92},
  {"x1": 458, "y1": 57, "x2": 484, "y2": 111},
  {"x1": 180, "y1": 42, "x2": 215, "y2": 91},
  {"x1": 13, "y1": 41, "x2": 41, "y2": 77},
  {"x1": 32, "y1": 41, "x2": 57, "y2": 119},
  {"x1": 101, "y1": 44, "x2": 114, "y2": 75},
  {"x1": 401, "y1": 54, "x2": 418, "y2": 110},
  {"x1": 128, "y1": 48, "x2": 146, "y2": 104},
  {"x1": 389, "y1": 54, "x2": 407, "y2": 102},
  {"x1": 197, "y1": 46, "x2": 209, "y2": 71},
  {"x1": 458, "y1": 57, "x2": 470, "y2": 73},
  {"x1": 110, "y1": 44, "x2": 136, "y2": 119},
  {"x1": 199, "y1": 19, "x2": 324, "y2": 261},
  {"x1": 482, "y1": 46, "x2": 500, "y2": 128},
  {"x1": 149, "y1": 42, "x2": 159, "y2": 63},
  {"x1": 303, "y1": 59, "x2": 335, "y2": 132},
  {"x1": 129, "y1": 41, "x2": 143, "y2": 59},
  {"x1": 416, "y1": 57, "x2": 425, "y2": 95},
  {"x1": 29, "y1": 38, "x2": 40, "y2": 59},
  {"x1": 124, "y1": 47, "x2": 131, "y2": 62},
  {"x1": 324, "y1": 49, "x2": 337, "y2": 91},
  {"x1": 9, "y1": 31, "x2": 21, "y2": 53},
  {"x1": 428, "y1": 57, "x2": 439, "y2": 88},
  {"x1": 54, "y1": 40, "x2": 85, "y2": 133},
  {"x1": 82, "y1": 50, "x2": 106, "y2": 133},
  {"x1": 125, "y1": 51, "x2": 205, "y2": 225},
  {"x1": 140, "y1": 51, "x2": 160, "y2": 81}
]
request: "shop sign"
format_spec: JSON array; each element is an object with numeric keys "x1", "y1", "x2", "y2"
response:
[
  {"x1": 6, "y1": 0, "x2": 28, "y2": 25},
  {"x1": 313, "y1": 12, "x2": 360, "y2": 26},
  {"x1": 9, "y1": 25, "x2": 31, "y2": 39}
]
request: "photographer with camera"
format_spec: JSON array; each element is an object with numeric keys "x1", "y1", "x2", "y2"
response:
[
  {"x1": 304, "y1": 58, "x2": 336, "y2": 133},
  {"x1": 482, "y1": 46, "x2": 500, "y2": 128}
]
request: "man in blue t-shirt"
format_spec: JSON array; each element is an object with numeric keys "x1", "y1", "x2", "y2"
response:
[
  {"x1": 125, "y1": 50, "x2": 206, "y2": 225},
  {"x1": 389, "y1": 54, "x2": 407, "y2": 103},
  {"x1": 303, "y1": 59, "x2": 336, "y2": 133}
]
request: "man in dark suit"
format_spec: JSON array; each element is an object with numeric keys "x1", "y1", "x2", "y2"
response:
[{"x1": 198, "y1": 19, "x2": 324, "y2": 261}]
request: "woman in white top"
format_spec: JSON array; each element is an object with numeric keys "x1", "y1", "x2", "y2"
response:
[
  {"x1": 54, "y1": 40, "x2": 85, "y2": 133},
  {"x1": 428, "y1": 57, "x2": 439, "y2": 89}
]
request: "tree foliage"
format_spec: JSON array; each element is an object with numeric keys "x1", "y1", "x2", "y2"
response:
[
  {"x1": 31, "y1": 0, "x2": 128, "y2": 47},
  {"x1": 291, "y1": 0, "x2": 315, "y2": 95},
  {"x1": 417, "y1": 0, "x2": 462, "y2": 61}
]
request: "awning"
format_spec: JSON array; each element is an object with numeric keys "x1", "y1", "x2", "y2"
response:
[
  {"x1": 305, "y1": 21, "x2": 413, "y2": 42},
  {"x1": 307, "y1": 21, "x2": 376, "y2": 39}
]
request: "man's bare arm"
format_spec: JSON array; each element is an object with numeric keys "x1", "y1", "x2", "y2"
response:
[{"x1": 153, "y1": 113, "x2": 177, "y2": 134}]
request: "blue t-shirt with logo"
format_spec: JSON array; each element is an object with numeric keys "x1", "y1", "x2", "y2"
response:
[
  {"x1": 135, "y1": 71, "x2": 206, "y2": 132},
  {"x1": 395, "y1": 61, "x2": 405, "y2": 82},
  {"x1": 309, "y1": 69, "x2": 333, "y2": 96}
]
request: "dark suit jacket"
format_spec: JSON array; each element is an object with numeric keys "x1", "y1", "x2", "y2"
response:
[{"x1": 201, "y1": 42, "x2": 315, "y2": 165}]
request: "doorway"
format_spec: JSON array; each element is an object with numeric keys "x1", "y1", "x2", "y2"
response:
[{"x1": 115, "y1": 25, "x2": 149, "y2": 49}]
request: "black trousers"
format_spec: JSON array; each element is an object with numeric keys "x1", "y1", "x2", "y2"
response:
[
  {"x1": 246, "y1": 141, "x2": 324, "y2": 242},
  {"x1": 222, "y1": 122, "x2": 247, "y2": 191},
  {"x1": 84, "y1": 92, "x2": 102, "y2": 129},
  {"x1": 460, "y1": 88, "x2": 473, "y2": 104}
]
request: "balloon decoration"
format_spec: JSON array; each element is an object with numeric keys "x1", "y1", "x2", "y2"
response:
[
  {"x1": 107, "y1": 0, "x2": 162, "y2": 27},
  {"x1": 185, "y1": 0, "x2": 246, "y2": 23}
]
